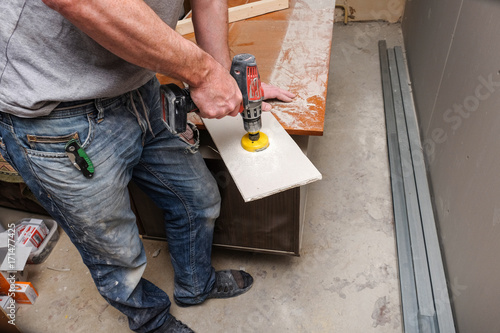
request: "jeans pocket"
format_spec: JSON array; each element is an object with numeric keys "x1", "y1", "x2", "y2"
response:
[
  {"x1": 22, "y1": 113, "x2": 95, "y2": 155},
  {"x1": 26, "y1": 132, "x2": 79, "y2": 150},
  {"x1": 13, "y1": 113, "x2": 96, "y2": 185}
]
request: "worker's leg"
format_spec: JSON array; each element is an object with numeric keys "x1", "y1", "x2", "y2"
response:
[
  {"x1": 0, "y1": 93, "x2": 172, "y2": 332},
  {"x1": 129, "y1": 79, "x2": 221, "y2": 306}
]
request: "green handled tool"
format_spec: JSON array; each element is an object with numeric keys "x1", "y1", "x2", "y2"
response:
[{"x1": 65, "y1": 139, "x2": 94, "y2": 178}]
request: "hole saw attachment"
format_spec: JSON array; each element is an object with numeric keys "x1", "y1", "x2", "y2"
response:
[{"x1": 160, "y1": 53, "x2": 269, "y2": 152}]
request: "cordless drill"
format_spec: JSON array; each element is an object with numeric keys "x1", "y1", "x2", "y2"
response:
[{"x1": 160, "y1": 53, "x2": 269, "y2": 152}]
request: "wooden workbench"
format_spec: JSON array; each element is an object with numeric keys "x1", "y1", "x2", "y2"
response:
[
  {"x1": 157, "y1": 0, "x2": 333, "y2": 136},
  {"x1": 135, "y1": 0, "x2": 335, "y2": 255}
]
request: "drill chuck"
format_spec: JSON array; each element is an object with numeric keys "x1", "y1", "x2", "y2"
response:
[{"x1": 241, "y1": 104, "x2": 262, "y2": 135}]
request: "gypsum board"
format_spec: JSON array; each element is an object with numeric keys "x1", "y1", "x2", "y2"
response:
[
  {"x1": 203, "y1": 112, "x2": 321, "y2": 202},
  {"x1": 379, "y1": 40, "x2": 419, "y2": 333},
  {"x1": 394, "y1": 46, "x2": 456, "y2": 333},
  {"x1": 388, "y1": 47, "x2": 439, "y2": 332}
]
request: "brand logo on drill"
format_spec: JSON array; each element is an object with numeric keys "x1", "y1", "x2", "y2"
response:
[{"x1": 247, "y1": 67, "x2": 261, "y2": 101}]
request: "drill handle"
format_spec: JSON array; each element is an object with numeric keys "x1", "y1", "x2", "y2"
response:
[
  {"x1": 160, "y1": 53, "x2": 261, "y2": 135},
  {"x1": 230, "y1": 53, "x2": 263, "y2": 107}
]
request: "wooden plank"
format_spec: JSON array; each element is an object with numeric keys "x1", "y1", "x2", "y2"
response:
[
  {"x1": 203, "y1": 112, "x2": 321, "y2": 202},
  {"x1": 266, "y1": 0, "x2": 333, "y2": 136},
  {"x1": 176, "y1": 0, "x2": 289, "y2": 35},
  {"x1": 0, "y1": 308, "x2": 21, "y2": 333},
  {"x1": 228, "y1": 0, "x2": 289, "y2": 22}
]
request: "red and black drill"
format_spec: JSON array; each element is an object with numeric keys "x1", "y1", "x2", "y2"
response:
[{"x1": 160, "y1": 53, "x2": 269, "y2": 152}]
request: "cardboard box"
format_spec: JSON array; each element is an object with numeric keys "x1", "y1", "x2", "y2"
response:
[
  {"x1": 16, "y1": 219, "x2": 49, "y2": 237},
  {"x1": 16, "y1": 219, "x2": 49, "y2": 249},
  {"x1": 1, "y1": 218, "x2": 59, "y2": 266},
  {"x1": 0, "y1": 272, "x2": 14, "y2": 295},
  {"x1": 0, "y1": 271, "x2": 29, "y2": 295},
  {"x1": 12, "y1": 282, "x2": 38, "y2": 305}
]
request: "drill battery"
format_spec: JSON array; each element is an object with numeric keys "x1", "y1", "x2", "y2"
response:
[{"x1": 160, "y1": 83, "x2": 197, "y2": 134}]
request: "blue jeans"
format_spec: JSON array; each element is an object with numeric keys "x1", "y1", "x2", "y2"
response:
[{"x1": 0, "y1": 78, "x2": 220, "y2": 332}]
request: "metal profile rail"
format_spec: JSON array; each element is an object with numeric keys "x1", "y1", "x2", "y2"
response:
[
  {"x1": 378, "y1": 40, "x2": 456, "y2": 333},
  {"x1": 379, "y1": 40, "x2": 419, "y2": 333}
]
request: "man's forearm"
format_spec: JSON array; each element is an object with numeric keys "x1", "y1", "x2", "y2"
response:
[
  {"x1": 43, "y1": 0, "x2": 243, "y2": 118},
  {"x1": 42, "y1": 0, "x2": 218, "y2": 88},
  {"x1": 191, "y1": 0, "x2": 231, "y2": 70}
]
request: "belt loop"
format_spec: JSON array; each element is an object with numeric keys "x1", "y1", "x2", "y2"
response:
[{"x1": 95, "y1": 98, "x2": 105, "y2": 123}]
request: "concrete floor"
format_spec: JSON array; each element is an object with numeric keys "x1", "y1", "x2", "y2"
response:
[{"x1": 5, "y1": 22, "x2": 404, "y2": 332}]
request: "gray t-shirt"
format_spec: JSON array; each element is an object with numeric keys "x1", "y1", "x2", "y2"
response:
[{"x1": 0, "y1": 0, "x2": 184, "y2": 117}]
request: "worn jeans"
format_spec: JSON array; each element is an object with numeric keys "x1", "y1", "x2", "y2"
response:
[{"x1": 0, "y1": 78, "x2": 220, "y2": 332}]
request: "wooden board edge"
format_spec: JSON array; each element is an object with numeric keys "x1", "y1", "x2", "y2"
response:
[{"x1": 176, "y1": 0, "x2": 290, "y2": 35}]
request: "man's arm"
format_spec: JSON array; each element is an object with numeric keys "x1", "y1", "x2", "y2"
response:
[
  {"x1": 191, "y1": 0, "x2": 231, "y2": 71},
  {"x1": 189, "y1": 0, "x2": 295, "y2": 111},
  {"x1": 42, "y1": 0, "x2": 242, "y2": 118}
]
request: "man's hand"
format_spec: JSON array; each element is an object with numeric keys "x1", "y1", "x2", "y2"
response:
[
  {"x1": 261, "y1": 82, "x2": 296, "y2": 111},
  {"x1": 190, "y1": 62, "x2": 243, "y2": 119}
]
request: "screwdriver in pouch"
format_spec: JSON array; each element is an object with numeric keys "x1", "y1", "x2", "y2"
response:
[{"x1": 65, "y1": 139, "x2": 94, "y2": 178}]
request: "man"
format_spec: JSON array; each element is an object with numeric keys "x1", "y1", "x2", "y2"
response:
[{"x1": 0, "y1": 0, "x2": 294, "y2": 332}]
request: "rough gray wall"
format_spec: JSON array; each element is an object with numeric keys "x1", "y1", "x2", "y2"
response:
[{"x1": 402, "y1": 1, "x2": 500, "y2": 332}]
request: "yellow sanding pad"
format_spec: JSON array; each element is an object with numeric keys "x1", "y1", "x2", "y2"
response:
[{"x1": 241, "y1": 132, "x2": 270, "y2": 152}]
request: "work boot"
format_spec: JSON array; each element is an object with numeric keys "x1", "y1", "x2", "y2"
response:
[{"x1": 154, "y1": 315, "x2": 195, "y2": 333}]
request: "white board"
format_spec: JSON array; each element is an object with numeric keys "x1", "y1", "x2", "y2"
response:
[{"x1": 203, "y1": 112, "x2": 322, "y2": 202}]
